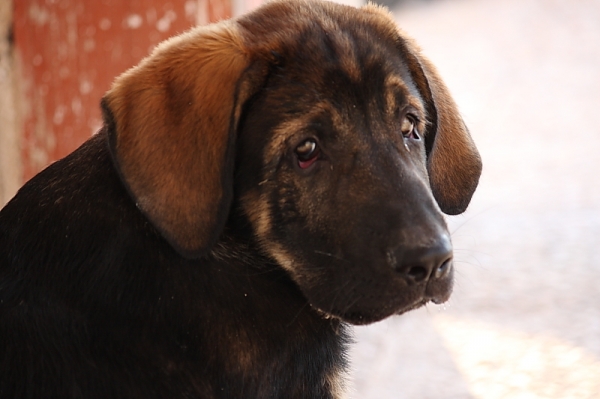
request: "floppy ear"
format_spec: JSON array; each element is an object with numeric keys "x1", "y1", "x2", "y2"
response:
[
  {"x1": 102, "y1": 21, "x2": 266, "y2": 258},
  {"x1": 397, "y1": 35, "x2": 482, "y2": 215}
]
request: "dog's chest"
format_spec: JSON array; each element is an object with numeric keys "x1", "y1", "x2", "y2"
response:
[{"x1": 136, "y1": 252, "x2": 349, "y2": 398}]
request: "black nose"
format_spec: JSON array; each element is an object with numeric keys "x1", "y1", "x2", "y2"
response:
[{"x1": 392, "y1": 236, "x2": 453, "y2": 283}]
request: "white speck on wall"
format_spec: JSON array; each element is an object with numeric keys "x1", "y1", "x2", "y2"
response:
[
  {"x1": 79, "y1": 80, "x2": 93, "y2": 95},
  {"x1": 71, "y1": 98, "x2": 82, "y2": 116},
  {"x1": 83, "y1": 38, "x2": 95, "y2": 52},
  {"x1": 99, "y1": 18, "x2": 111, "y2": 31},
  {"x1": 125, "y1": 14, "x2": 143, "y2": 30},
  {"x1": 185, "y1": 1, "x2": 198, "y2": 21},
  {"x1": 28, "y1": 4, "x2": 50, "y2": 26},
  {"x1": 156, "y1": 11, "x2": 177, "y2": 33},
  {"x1": 66, "y1": 11, "x2": 78, "y2": 46},
  {"x1": 53, "y1": 105, "x2": 66, "y2": 125}
]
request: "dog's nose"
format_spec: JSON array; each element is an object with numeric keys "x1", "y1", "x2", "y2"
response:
[{"x1": 391, "y1": 236, "x2": 453, "y2": 283}]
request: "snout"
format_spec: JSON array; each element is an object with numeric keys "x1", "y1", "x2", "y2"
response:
[
  {"x1": 297, "y1": 229, "x2": 455, "y2": 325},
  {"x1": 283, "y1": 183, "x2": 457, "y2": 324}
]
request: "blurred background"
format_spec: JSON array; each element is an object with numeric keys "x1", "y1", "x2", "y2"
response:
[{"x1": 1, "y1": 0, "x2": 599, "y2": 398}]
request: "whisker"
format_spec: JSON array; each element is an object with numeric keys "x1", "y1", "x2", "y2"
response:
[
  {"x1": 448, "y1": 205, "x2": 498, "y2": 235},
  {"x1": 313, "y1": 250, "x2": 350, "y2": 263}
]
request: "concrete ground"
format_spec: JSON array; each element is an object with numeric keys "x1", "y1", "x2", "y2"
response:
[{"x1": 348, "y1": 0, "x2": 600, "y2": 398}]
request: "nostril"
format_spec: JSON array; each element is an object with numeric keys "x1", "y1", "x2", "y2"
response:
[
  {"x1": 434, "y1": 259, "x2": 452, "y2": 279},
  {"x1": 392, "y1": 235, "x2": 453, "y2": 283},
  {"x1": 407, "y1": 266, "x2": 428, "y2": 282}
]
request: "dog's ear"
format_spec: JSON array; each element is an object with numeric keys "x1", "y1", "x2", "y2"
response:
[
  {"x1": 397, "y1": 35, "x2": 482, "y2": 215},
  {"x1": 102, "y1": 22, "x2": 266, "y2": 258}
]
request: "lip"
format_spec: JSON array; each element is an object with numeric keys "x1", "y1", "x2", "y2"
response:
[
  {"x1": 424, "y1": 263, "x2": 454, "y2": 304},
  {"x1": 325, "y1": 283, "x2": 450, "y2": 325},
  {"x1": 394, "y1": 289, "x2": 451, "y2": 316},
  {"x1": 394, "y1": 298, "x2": 429, "y2": 316},
  {"x1": 430, "y1": 291, "x2": 452, "y2": 305},
  {"x1": 393, "y1": 270, "x2": 454, "y2": 315}
]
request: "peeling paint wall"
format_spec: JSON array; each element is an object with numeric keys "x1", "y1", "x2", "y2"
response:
[
  {"x1": 0, "y1": 0, "x2": 21, "y2": 206},
  {"x1": 11, "y1": 0, "x2": 230, "y2": 185}
]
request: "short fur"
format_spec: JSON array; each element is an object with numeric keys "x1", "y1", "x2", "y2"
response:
[{"x1": 0, "y1": 1, "x2": 481, "y2": 398}]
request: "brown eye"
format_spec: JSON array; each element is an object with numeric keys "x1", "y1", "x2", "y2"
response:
[
  {"x1": 295, "y1": 139, "x2": 319, "y2": 169},
  {"x1": 400, "y1": 115, "x2": 420, "y2": 140}
]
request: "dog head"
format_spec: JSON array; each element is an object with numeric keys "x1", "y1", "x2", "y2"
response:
[{"x1": 102, "y1": 0, "x2": 481, "y2": 325}]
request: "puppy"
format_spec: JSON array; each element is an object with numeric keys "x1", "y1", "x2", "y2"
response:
[{"x1": 0, "y1": 0, "x2": 481, "y2": 397}]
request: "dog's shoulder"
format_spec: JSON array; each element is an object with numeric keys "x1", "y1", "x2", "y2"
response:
[{"x1": 0, "y1": 129, "x2": 157, "y2": 277}]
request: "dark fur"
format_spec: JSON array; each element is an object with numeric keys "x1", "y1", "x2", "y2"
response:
[{"x1": 0, "y1": 1, "x2": 481, "y2": 397}]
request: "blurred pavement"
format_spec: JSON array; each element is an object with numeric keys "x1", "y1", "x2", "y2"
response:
[{"x1": 349, "y1": 0, "x2": 600, "y2": 398}]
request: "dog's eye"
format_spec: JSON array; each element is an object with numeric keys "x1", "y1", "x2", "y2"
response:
[
  {"x1": 295, "y1": 139, "x2": 320, "y2": 169},
  {"x1": 400, "y1": 115, "x2": 420, "y2": 140}
]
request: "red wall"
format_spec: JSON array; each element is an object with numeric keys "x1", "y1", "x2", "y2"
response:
[{"x1": 13, "y1": 0, "x2": 230, "y2": 181}]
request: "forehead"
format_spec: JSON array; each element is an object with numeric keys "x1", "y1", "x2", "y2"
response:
[
  {"x1": 279, "y1": 24, "x2": 420, "y2": 107},
  {"x1": 253, "y1": 31, "x2": 424, "y2": 138}
]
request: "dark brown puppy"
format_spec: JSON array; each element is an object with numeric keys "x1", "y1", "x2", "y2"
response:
[{"x1": 0, "y1": 0, "x2": 481, "y2": 397}]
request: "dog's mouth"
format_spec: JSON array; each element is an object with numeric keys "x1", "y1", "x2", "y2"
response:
[
  {"x1": 305, "y1": 264, "x2": 454, "y2": 326},
  {"x1": 393, "y1": 287, "x2": 452, "y2": 316},
  {"x1": 281, "y1": 259, "x2": 455, "y2": 325}
]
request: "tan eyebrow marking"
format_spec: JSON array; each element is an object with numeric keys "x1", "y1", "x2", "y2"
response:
[{"x1": 385, "y1": 75, "x2": 428, "y2": 132}]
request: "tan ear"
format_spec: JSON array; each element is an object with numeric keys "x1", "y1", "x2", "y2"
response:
[
  {"x1": 397, "y1": 34, "x2": 482, "y2": 215},
  {"x1": 102, "y1": 21, "x2": 265, "y2": 258}
]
